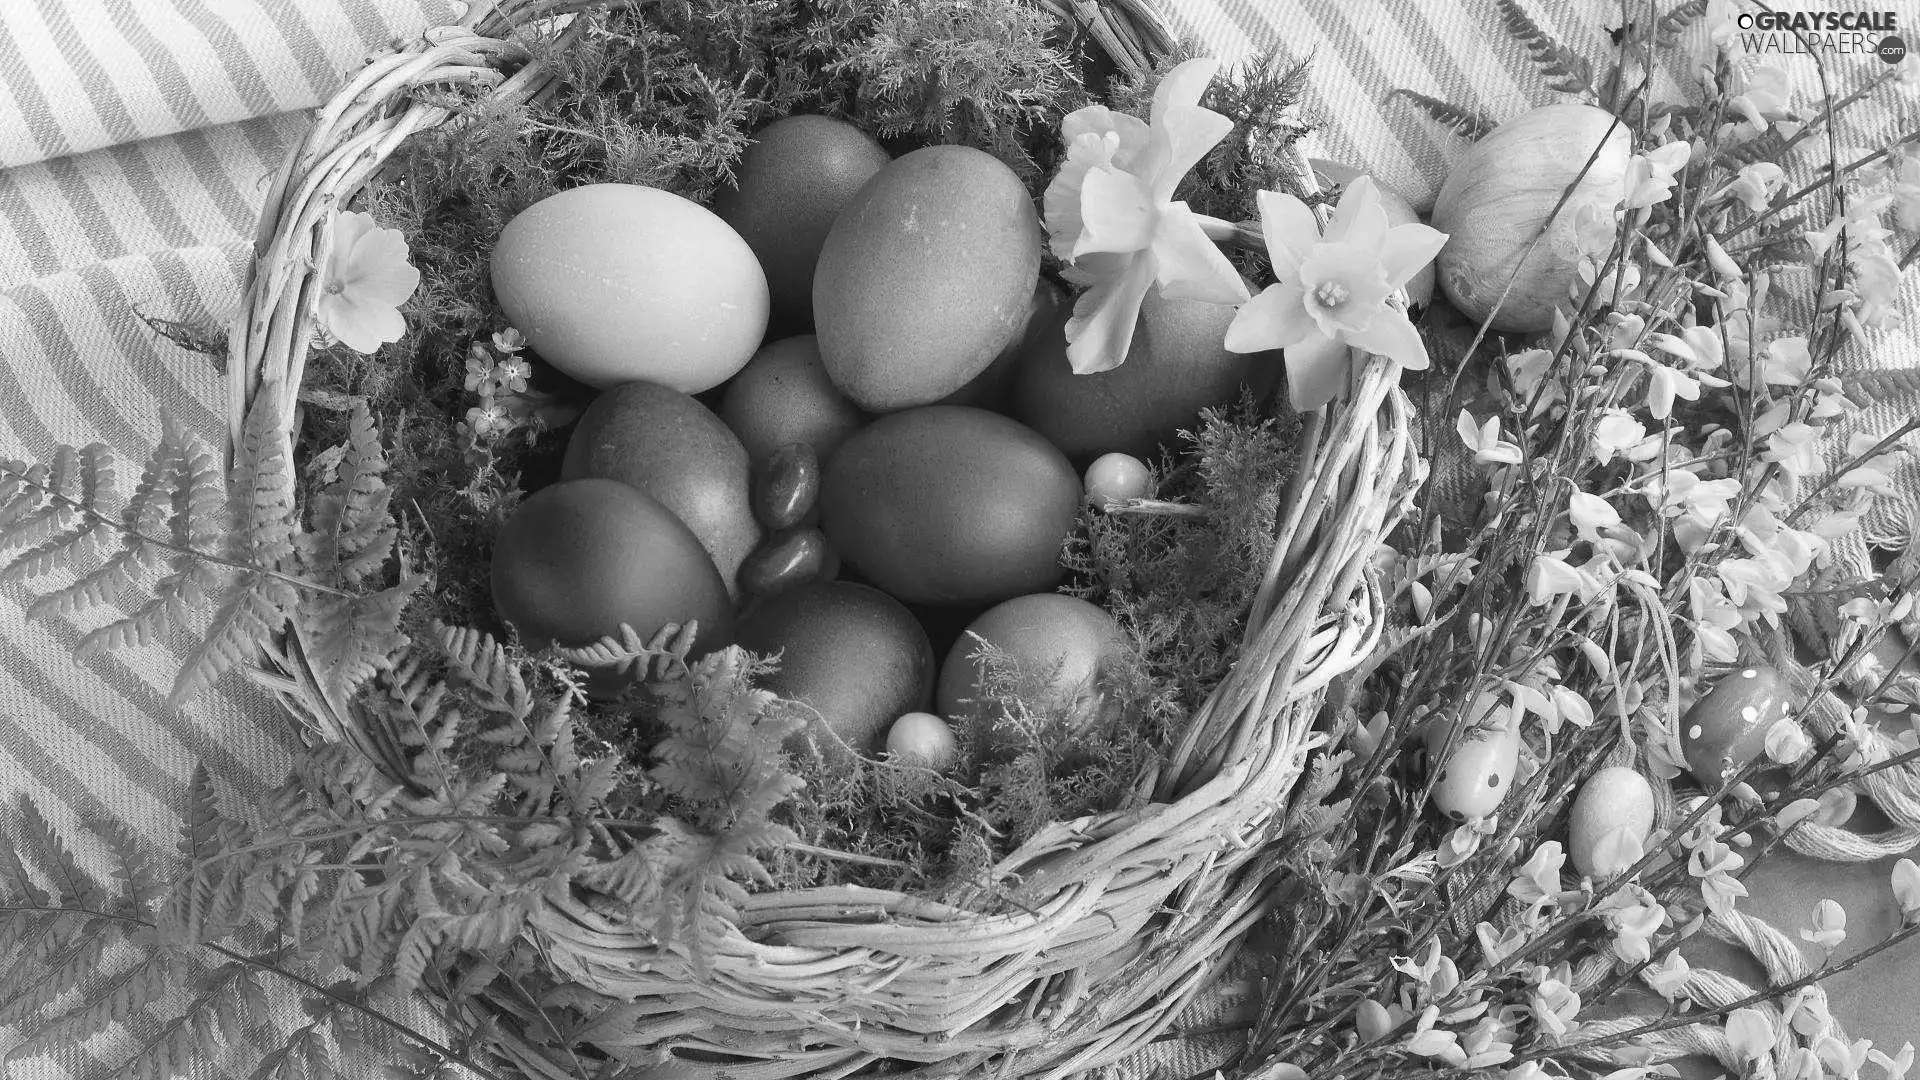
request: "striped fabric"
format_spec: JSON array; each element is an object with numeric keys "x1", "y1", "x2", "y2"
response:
[{"x1": 0, "y1": 1, "x2": 1913, "y2": 1077}]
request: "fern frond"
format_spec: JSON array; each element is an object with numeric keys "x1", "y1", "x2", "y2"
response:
[
  {"x1": 554, "y1": 620, "x2": 702, "y2": 683},
  {"x1": 1497, "y1": 0, "x2": 1595, "y2": 95},
  {"x1": 171, "y1": 574, "x2": 301, "y2": 707},
  {"x1": 17, "y1": 796, "x2": 105, "y2": 906},
  {"x1": 294, "y1": 580, "x2": 417, "y2": 708},
  {"x1": 1655, "y1": 0, "x2": 1709, "y2": 44},
  {"x1": 0, "y1": 444, "x2": 119, "y2": 583},
  {"x1": 7, "y1": 948, "x2": 184, "y2": 1056},
  {"x1": 305, "y1": 402, "x2": 398, "y2": 590},
  {"x1": 158, "y1": 766, "x2": 247, "y2": 947},
  {"x1": 438, "y1": 623, "x2": 533, "y2": 720},
  {"x1": 1388, "y1": 88, "x2": 1499, "y2": 142},
  {"x1": 88, "y1": 819, "x2": 166, "y2": 917}
]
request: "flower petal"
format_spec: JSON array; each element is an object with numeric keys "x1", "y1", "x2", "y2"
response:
[
  {"x1": 1064, "y1": 251, "x2": 1157, "y2": 374},
  {"x1": 1328, "y1": 175, "x2": 1390, "y2": 252},
  {"x1": 1224, "y1": 281, "x2": 1313, "y2": 353},
  {"x1": 1256, "y1": 188, "x2": 1319, "y2": 277},
  {"x1": 1149, "y1": 58, "x2": 1221, "y2": 122},
  {"x1": 1283, "y1": 330, "x2": 1353, "y2": 412},
  {"x1": 322, "y1": 291, "x2": 407, "y2": 354},
  {"x1": 1381, "y1": 222, "x2": 1449, "y2": 291},
  {"x1": 1073, "y1": 167, "x2": 1157, "y2": 258},
  {"x1": 1147, "y1": 103, "x2": 1234, "y2": 203},
  {"x1": 1345, "y1": 307, "x2": 1431, "y2": 371},
  {"x1": 1152, "y1": 202, "x2": 1250, "y2": 304}
]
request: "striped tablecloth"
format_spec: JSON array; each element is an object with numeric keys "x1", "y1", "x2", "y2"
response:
[{"x1": 1, "y1": 1, "x2": 1915, "y2": 1076}]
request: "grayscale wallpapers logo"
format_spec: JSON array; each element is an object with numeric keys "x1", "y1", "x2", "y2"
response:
[{"x1": 1733, "y1": 9, "x2": 1906, "y2": 60}]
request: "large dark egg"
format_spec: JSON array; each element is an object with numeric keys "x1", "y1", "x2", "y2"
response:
[
  {"x1": 491, "y1": 478, "x2": 734, "y2": 657},
  {"x1": 712, "y1": 115, "x2": 891, "y2": 325},
  {"x1": 819, "y1": 406, "x2": 1080, "y2": 606},
  {"x1": 716, "y1": 335, "x2": 866, "y2": 464},
  {"x1": 813, "y1": 145, "x2": 1042, "y2": 410},
  {"x1": 735, "y1": 581, "x2": 934, "y2": 753},
  {"x1": 561, "y1": 382, "x2": 760, "y2": 597},
  {"x1": 1011, "y1": 286, "x2": 1282, "y2": 463}
]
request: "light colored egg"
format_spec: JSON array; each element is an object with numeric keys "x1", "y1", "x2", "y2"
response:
[
  {"x1": 490, "y1": 183, "x2": 768, "y2": 391},
  {"x1": 1425, "y1": 696, "x2": 1521, "y2": 823},
  {"x1": 886, "y1": 712, "x2": 961, "y2": 770},
  {"x1": 1569, "y1": 765, "x2": 1656, "y2": 879},
  {"x1": 936, "y1": 593, "x2": 1128, "y2": 728}
]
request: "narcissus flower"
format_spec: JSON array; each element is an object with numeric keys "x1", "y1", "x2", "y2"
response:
[
  {"x1": 1226, "y1": 177, "x2": 1447, "y2": 411},
  {"x1": 1043, "y1": 58, "x2": 1250, "y2": 374},
  {"x1": 317, "y1": 210, "x2": 420, "y2": 354}
]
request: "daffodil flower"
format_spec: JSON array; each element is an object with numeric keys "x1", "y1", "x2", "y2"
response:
[
  {"x1": 1043, "y1": 58, "x2": 1250, "y2": 374},
  {"x1": 1225, "y1": 177, "x2": 1447, "y2": 411},
  {"x1": 316, "y1": 210, "x2": 420, "y2": 354}
]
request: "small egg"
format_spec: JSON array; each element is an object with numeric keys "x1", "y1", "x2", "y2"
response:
[
  {"x1": 753, "y1": 443, "x2": 821, "y2": 531},
  {"x1": 739, "y1": 527, "x2": 830, "y2": 598},
  {"x1": 1568, "y1": 765, "x2": 1656, "y2": 879},
  {"x1": 1680, "y1": 665, "x2": 1795, "y2": 786},
  {"x1": 1425, "y1": 697, "x2": 1519, "y2": 823},
  {"x1": 490, "y1": 184, "x2": 767, "y2": 391},
  {"x1": 1083, "y1": 453, "x2": 1152, "y2": 508},
  {"x1": 717, "y1": 336, "x2": 866, "y2": 464},
  {"x1": 886, "y1": 712, "x2": 960, "y2": 770}
]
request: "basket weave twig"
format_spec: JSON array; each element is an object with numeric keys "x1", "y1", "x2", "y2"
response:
[{"x1": 230, "y1": 2, "x2": 1422, "y2": 1076}]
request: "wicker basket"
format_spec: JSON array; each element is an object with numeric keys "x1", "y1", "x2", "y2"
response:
[{"x1": 229, "y1": 1, "x2": 1424, "y2": 1076}]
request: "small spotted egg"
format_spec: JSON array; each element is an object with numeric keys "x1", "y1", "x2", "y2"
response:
[
  {"x1": 1680, "y1": 665, "x2": 1795, "y2": 786},
  {"x1": 1426, "y1": 701, "x2": 1521, "y2": 823},
  {"x1": 1568, "y1": 766, "x2": 1656, "y2": 879}
]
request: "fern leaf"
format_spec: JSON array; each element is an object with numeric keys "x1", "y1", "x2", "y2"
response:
[
  {"x1": 87, "y1": 819, "x2": 166, "y2": 917},
  {"x1": 170, "y1": 573, "x2": 300, "y2": 707},
  {"x1": 0, "y1": 444, "x2": 119, "y2": 584},
  {"x1": 233, "y1": 381, "x2": 298, "y2": 574},
  {"x1": 293, "y1": 579, "x2": 418, "y2": 707},
  {"x1": 10, "y1": 949, "x2": 182, "y2": 1056},
  {"x1": 1655, "y1": 0, "x2": 1709, "y2": 44},
  {"x1": 0, "y1": 917, "x2": 117, "y2": 1025},
  {"x1": 438, "y1": 623, "x2": 532, "y2": 720},
  {"x1": 305, "y1": 402, "x2": 398, "y2": 589},
  {"x1": 1389, "y1": 89, "x2": 1498, "y2": 141},
  {"x1": 77, "y1": 558, "x2": 226, "y2": 658},
  {"x1": 158, "y1": 766, "x2": 246, "y2": 946},
  {"x1": 17, "y1": 796, "x2": 104, "y2": 905},
  {"x1": 1497, "y1": 0, "x2": 1594, "y2": 95}
]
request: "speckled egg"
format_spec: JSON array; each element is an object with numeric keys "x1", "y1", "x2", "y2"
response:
[
  {"x1": 490, "y1": 183, "x2": 768, "y2": 391},
  {"x1": 1681, "y1": 665, "x2": 1796, "y2": 785},
  {"x1": 814, "y1": 146, "x2": 1043, "y2": 410}
]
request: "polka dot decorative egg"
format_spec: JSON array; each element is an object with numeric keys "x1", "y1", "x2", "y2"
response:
[
  {"x1": 490, "y1": 183, "x2": 768, "y2": 391},
  {"x1": 1680, "y1": 665, "x2": 1795, "y2": 785}
]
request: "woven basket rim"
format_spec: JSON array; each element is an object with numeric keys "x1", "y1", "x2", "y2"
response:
[{"x1": 227, "y1": 2, "x2": 1424, "y2": 1076}]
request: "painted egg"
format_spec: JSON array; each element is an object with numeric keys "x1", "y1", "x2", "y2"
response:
[
  {"x1": 560, "y1": 381, "x2": 761, "y2": 597},
  {"x1": 735, "y1": 581, "x2": 934, "y2": 753},
  {"x1": 717, "y1": 335, "x2": 866, "y2": 464},
  {"x1": 814, "y1": 145, "x2": 1043, "y2": 410},
  {"x1": 1425, "y1": 698, "x2": 1521, "y2": 823},
  {"x1": 1083, "y1": 453, "x2": 1152, "y2": 508},
  {"x1": 1568, "y1": 765, "x2": 1656, "y2": 879},
  {"x1": 753, "y1": 442, "x2": 821, "y2": 531},
  {"x1": 712, "y1": 115, "x2": 891, "y2": 325},
  {"x1": 491, "y1": 478, "x2": 734, "y2": 660},
  {"x1": 936, "y1": 593, "x2": 1128, "y2": 726},
  {"x1": 1680, "y1": 665, "x2": 1795, "y2": 786},
  {"x1": 1011, "y1": 285, "x2": 1282, "y2": 464},
  {"x1": 819, "y1": 406, "x2": 1080, "y2": 606},
  {"x1": 490, "y1": 184, "x2": 767, "y2": 391},
  {"x1": 886, "y1": 712, "x2": 961, "y2": 770}
]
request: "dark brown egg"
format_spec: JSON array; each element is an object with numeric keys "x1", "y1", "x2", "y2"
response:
[
  {"x1": 814, "y1": 145, "x2": 1043, "y2": 410},
  {"x1": 490, "y1": 478, "x2": 733, "y2": 658},
  {"x1": 561, "y1": 382, "x2": 760, "y2": 597},
  {"x1": 735, "y1": 581, "x2": 934, "y2": 753},
  {"x1": 1011, "y1": 286, "x2": 1282, "y2": 464},
  {"x1": 717, "y1": 336, "x2": 866, "y2": 464},
  {"x1": 712, "y1": 115, "x2": 891, "y2": 324},
  {"x1": 819, "y1": 406, "x2": 1080, "y2": 607}
]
